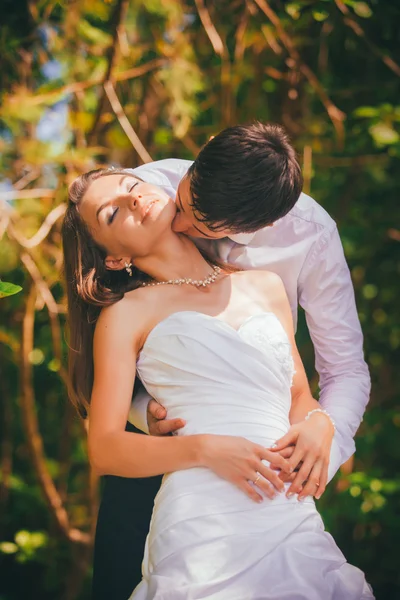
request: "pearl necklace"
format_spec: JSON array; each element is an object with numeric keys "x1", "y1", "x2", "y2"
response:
[{"x1": 142, "y1": 265, "x2": 221, "y2": 288}]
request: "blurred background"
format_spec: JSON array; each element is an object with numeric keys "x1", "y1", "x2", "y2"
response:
[{"x1": 0, "y1": 0, "x2": 399, "y2": 598}]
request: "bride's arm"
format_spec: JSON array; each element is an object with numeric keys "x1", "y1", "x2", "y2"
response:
[
  {"x1": 88, "y1": 294, "x2": 290, "y2": 499},
  {"x1": 88, "y1": 297, "x2": 200, "y2": 478}
]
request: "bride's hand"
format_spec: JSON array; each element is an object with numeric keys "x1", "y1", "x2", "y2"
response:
[
  {"x1": 199, "y1": 435, "x2": 292, "y2": 503},
  {"x1": 270, "y1": 412, "x2": 335, "y2": 501}
]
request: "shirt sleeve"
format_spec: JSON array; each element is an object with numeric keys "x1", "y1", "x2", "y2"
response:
[
  {"x1": 298, "y1": 226, "x2": 371, "y2": 474},
  {"x1": 128, "y1": 385, "x2": 152, "y2": 434},
  {"x1": 129, "y1": 158, "x2": 194, "y2": 198},
  {"x1": 327, "y1": 435, "x2": 343, "y2": 483}
]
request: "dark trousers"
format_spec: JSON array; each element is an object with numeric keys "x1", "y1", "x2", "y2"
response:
[{"x1": 92, "y1": 423, "x2": 162, "y2": 600}]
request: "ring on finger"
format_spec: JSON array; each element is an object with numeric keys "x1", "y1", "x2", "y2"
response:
[{"x1": 254, "y1": 473, "x2": 261, "y2": 485}]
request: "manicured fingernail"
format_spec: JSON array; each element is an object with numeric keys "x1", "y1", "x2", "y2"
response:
[
  {"x1": 287, "y1": 492, "x2": 294, "y2": 499},
  {"x1": 270, "y1": 443, "x2": 277, "y2": 449},
  {"x1": 298, "y1": 496, "x2": 305, "y2": 502},
  {"x1": 257, "y1": 497, "x2": 263, "y2": 503}
]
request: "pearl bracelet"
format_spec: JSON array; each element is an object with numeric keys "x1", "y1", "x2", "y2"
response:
[{"x1": 305, "y1": 408, "x2": 336, "y2": 432}]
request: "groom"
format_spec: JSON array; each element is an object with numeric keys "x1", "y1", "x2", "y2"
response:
[{"x1": 92, "y1": 123, "x2": 370, "y2": 599}]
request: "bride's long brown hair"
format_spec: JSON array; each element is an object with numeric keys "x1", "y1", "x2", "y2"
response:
[{"x1": 62, "y1": 168, "x2": 225, "y2": 418}]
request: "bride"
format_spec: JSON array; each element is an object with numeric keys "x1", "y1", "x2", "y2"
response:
[{"x1": 63, "y1": 168, "x2": 374, "y2": 599}]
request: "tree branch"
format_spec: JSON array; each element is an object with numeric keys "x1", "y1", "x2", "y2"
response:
[
  {"x1": 253, "y1": 0, "x2": 346, "y2": 145},
  {"x1": 0, "y1": 189, "x2": 57, "y2": 202},
  {"x1": 194, "y1": 0, "x2": 226, "y2": 57},
  {"x1": 234, "y1": 8, "x2": 249, "y2": 62},
  {"x1": 87, "y1": 0, "x2": 129, "y2": 144},
  {"x1": 0, "y1": 350, "x2": 13, "y2": 535},
  {"x1": 13, "y1": 167, "x2": 41, "y2": 190},
  {"x1": 21, "y1": 286, "x2": 90, "y2": 545},
  {"x1": 11, "y1": 59, "x2": 167, "y2": 108},
  {"x1": 20, "y1": 252, "x2": 68, "y2": 386},
  {"x1": 104, "y1": 81, "x2": 152, "y2": 163},
  {"x1": 7, "y1": 203, "x2": 66, "y2": 249},
  {"x1": 335, "y1": 0, "x2": 400, "y2": 77},
  {"x1": 388, "y1": 228, "x2": 400, "y2": 242}
]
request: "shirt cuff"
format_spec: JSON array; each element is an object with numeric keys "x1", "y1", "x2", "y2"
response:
[
  {"x1": 128, "y1": 388, "x2": 151, "y2": 434},
  {"x1": 327, "y1": 434, "x2": 345, "y2": 483}
]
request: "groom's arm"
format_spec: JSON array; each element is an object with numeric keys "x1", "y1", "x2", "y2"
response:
[{"x1": 298, "y1": 224, "x2": 371, "y2": 474}]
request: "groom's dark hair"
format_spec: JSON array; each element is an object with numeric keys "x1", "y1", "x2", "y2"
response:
[{"x1": 188, "y1": 122, "x2": 303, "y2": 233}]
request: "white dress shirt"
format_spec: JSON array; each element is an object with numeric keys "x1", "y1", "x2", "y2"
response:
[{"x1": 126, "y1": 159, "x2": 371, "y2": 481}]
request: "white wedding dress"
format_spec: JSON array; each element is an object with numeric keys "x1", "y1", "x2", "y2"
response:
[{"x1": 129, "y1": 311, "x2": 373, "y2": 600}]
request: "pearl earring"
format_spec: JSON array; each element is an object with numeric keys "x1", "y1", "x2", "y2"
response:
[{"x1": 124, "y1": 262, "x2": 133, "y2": 276}]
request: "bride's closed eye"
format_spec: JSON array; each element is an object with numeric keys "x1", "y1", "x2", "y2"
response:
[
  {"x1": 107, "y1": 207, "x2": 119, "y2": 225},
  {"x1": 107, "y1": 181, "x2": 139, "y2": 224}
]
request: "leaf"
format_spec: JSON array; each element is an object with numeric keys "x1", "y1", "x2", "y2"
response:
[
  {"x1": 285, "y1": 3, "x2": 301, "y2": 20},
  {"x1": 353, "y1": 106, "x2": 378, "y2": 118},
  {"x1": 0, "y1": 238, "x2": 19, "y2": 274},
  {"x1": 369, "y1": 122, "x2": 399, "y2": 146},
  {"x1": 77, "y1": 19, "x2": 112, "y2": 46},
  {"x1": 312, "y1": 10, "x2": 329, "y2": 22},
  {"x1": 353, "y1": 2, "x2": 373, "y2": 18},
  {"x1": 0, "y1": 281, "x2": 22, "y2": 298},
  {"x1": 0, "y1": 542, "x2": 18, "y2": 554}
]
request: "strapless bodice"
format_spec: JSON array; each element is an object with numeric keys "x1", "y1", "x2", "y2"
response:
[
  {"x1": 131, "y1": 311, "x2": 374, "y2": 600},
  {"x1": 137, "y1": 311, "x2": 295, "y2": 446}
]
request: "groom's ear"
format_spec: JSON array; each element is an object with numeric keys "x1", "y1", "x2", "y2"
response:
[{"x1": 104, "y1": 256, "x2": 130, "y2": 271}]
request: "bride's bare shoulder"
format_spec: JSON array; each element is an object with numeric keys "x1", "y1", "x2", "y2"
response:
[
  {"x1": 234, "y1": 269, "x2": 285, "y2": 294},
  {"x1": 96, "y1": 285, "x2": 159, "y2": 332}
]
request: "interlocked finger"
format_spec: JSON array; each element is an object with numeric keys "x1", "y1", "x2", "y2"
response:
[
  {"x1": 261, "y1": 448, "x2": 292, "y2": 474},
  {"x1": 253, "y1": 464, "x2": 284, "y2": 497},
  {"x1": 286, "y1": 455, "x2": 315, "y2": 497},
  {"x1": 298, "y1": 460, "x2": 324, "y2": 500},
  {"x1": 278, "y1": 470, "x2": 297, "y2": 483},
  {"x1": 239, "y1": 480, "x2": 263, "y2": 504},
  {"x1": 275, "y1": 446, "x2": 296, "y2": 459},
  {"x1": 286, "y1": 445, "x2": 306, "y2": 475}
]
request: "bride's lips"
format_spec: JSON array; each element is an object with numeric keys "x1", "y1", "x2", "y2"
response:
[{"x1": 142, "y1": 199, "x2": 158, "y2": 221}]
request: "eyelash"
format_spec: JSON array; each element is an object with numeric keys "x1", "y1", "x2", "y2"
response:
[
  {"x1": 107, "y1": 182, "x2": 138, "y2": 224},
  {"x1": 108, "y1": 208, "x2": 118, "y2": 225}
]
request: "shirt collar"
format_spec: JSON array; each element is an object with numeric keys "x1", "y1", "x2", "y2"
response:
[{"x1": 227, "y1": 232, "x2": 257, "y2": 245}]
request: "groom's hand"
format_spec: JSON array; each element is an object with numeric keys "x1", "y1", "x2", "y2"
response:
[
  {"x1": 147, "y1": 399, "x2": 186, "y2": 436},
  {"x1": 270, "y1": 414, "x2": 334, "y2": 500}
]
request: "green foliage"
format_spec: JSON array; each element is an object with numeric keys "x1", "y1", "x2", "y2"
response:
[
  {"x1": 0, "y1": 531, "x2": 49, "y2": 563},
  {"x1": 0, "y1": 0, "x2": 399, "y2": 598},
  {"x1": 0, "y1": 281, "x2": 22, "y2": 298}
]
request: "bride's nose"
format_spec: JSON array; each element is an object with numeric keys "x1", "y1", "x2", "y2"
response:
[{"x1": 129, "y1": 191, "x2": 141, "y2": 210}]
